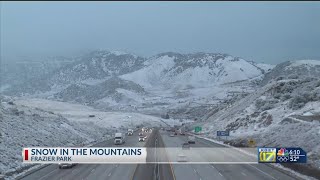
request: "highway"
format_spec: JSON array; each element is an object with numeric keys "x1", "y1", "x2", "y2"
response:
[
  {"x1": 159, "y1": 130, "x2": 300, "y2": 180},
  {"x1": 19, "y1": 130, "x2": 149, "y2": 180},
  {"x1": 19, "y1": 128, "x2": 303, "y2": 180},
  {"x1": 19, "y1": 129, "x2": 174, "y2": 180}
]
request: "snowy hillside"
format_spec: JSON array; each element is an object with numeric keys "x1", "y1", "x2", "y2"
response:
[
  {"x1": 2, "y1": 51, "x2": 273, "y2": 119},
  {"x1": 195, "y1": 75, "x2": 320, "y2": 171},
  {"x1": 53, "y1": 77, "x2": 146, "y2": 106},
  {"x1": 0, "y1": 56, "x2": 76, "y2": 93},
  {"x1": 121, "y1": 52, "x2": 269, "y2": 89},
  {"x1": 3, "y1": 50, "x2": 146, "y2": 95},
  {"x1": 0, "y1": 96, "x2": 172, "y2": 175},
  {"x1": 261, "y1": 60, "x2": 320, "y2": 85}
]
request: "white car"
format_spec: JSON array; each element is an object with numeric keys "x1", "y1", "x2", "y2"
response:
[
  {"x1": 188, "y1": 136, "x2": 195, "y2": 144},
  {"x1": 139, "y1": 136, "x2": 145, "y2": 142}
]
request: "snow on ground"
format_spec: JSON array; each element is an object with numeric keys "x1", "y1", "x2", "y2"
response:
[
  {"x1": 255, "y1": 63, "x2": 275, "y2": 72},
  {"x1": 0, "y1": 100, "x2": 110, "y2": 175},
  {"x1": 121, "y1": 55, "x2": 176, "y2": 88},
  {"x1": 288, "y1": 60, "x2": 320, "y2": 68},
  {"x1": 81, "y1": 77, "x2": 110, "y2": 86},
  {"x1": 14, "y1": 98, "x2": 168, "y2": 129},
  {"x1": 198, "y1": 86, "x2": 320, "y2": 170},
  {"x1": 116, "y1": 88, "x2": 145, "y2": 104},
  {"x1": 215, "y1": 57, "x2": 262, "y2": 83},
  {"x1": 1, "y1": 97, "x2": 176, "y2": 176}
]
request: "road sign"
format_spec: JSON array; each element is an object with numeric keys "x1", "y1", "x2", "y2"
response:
[
  {"x1": 248, "y1": 139, "x2": 256, "y2": 147},
  {"x1": 194, "y1": 126, "x2": 202, "y2": 133},
  {"x1": 217, "y1": 131, "x2": 230, "y2": 136}
]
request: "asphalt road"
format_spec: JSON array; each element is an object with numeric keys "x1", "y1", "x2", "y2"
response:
[
  {"x1": 19, "y1": 130, "x2": 150, "y2": 180},
  {"x1": 18, "y1": 128, "x2": 304, "y2": 180},
  {"x1": 159, "y1": 130, "x2": 301, "y2": 180},
  {"x1": 132, "y1": 129, "x2": 175, "y2": 180}
]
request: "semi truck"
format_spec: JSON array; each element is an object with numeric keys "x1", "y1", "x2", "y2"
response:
[{"x1": 114, "y1": 133, "x2": 125, "y2": 145}]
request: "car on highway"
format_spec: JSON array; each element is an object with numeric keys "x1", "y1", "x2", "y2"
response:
[
  {"x1": 177, "y1": 153, "x2": 188, "y2": 162},
  {"x1": 139, "y1": 132, "x2": 143, "y2": 136},
  {"x1": 170, "y1": 133, "x2": 175, "y2": 137},
  {"x1": 139, "y1": 136, "x2": 145, "y2": 142},
  {"x1": 188, "y1": 136, "x2": 195, "y2": 144},
  {"x1": 182, "y1": 142, "x2": 190, "y2": 149},
  {"x1": 58, "y1": 163, "x2": 76, "y2": 169},
  {"x1": 127, "y1": 129, "x2": 134, "y2": 136}
]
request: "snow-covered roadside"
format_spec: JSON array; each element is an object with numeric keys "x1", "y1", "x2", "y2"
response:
[
  {"x1": 0, "y1": 97, "x2": 171, "y2": 178},
  {"x1": 198, "y1": 79, "x2": 320, "y2": 168},
  {"x1": 190, "y1": 134, "x2": 316, "y2": 180},
  {"x1": 14, "y1": 98, "x2": 168, "y2": 129},
  {"x1": 0, "y1": 99, "x2": 110, "y2": 177}
]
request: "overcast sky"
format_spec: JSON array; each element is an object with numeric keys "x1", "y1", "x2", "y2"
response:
[{"x1": 1, "y1": 2, "x2": 320, "y2": 64}]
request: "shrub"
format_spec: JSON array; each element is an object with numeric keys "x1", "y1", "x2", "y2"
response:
[
  {"x1": 276, "y1": 76, "x2": 285, "y2": 81},
  {"x1": 281, "y1": 93, "x2": 292, "y2": 101},
  {"x1": 255, "y1": 99, "x2": 277, "y2": 111},
  {"x1": 8, "y1": 101, "x2": 14, "y2": 105},
  {"x1": 288, "y1": 74, "x2": 299, "y2": 79}
]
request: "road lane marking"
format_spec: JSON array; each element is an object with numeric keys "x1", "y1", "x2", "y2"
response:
[
  {"x1": 241, "y1": 172, "x2": 247, "y2": 176},
  {"x1": 72, "y1": 169, "x2": 78, "y2": 174},
  {"x1": 130, "y1": 130, "x2": 155, "y2": 180},
  {"x1": 108, "y1": 173, "x2": 112, "y2": 177},
  {"x1": 197, "y1": 137, "x2": 279, "y2": 180},
  {"x1": 219, "y1": 172, "x2": 223, "y2": 177},
  {"x1": 247, "y1": 164, "x2": 278, "y2": 180},
  {"x1": 195, "y1": 136, "x2": 287, "y2": 179},
  {"x1": 38, "y1": 168, "x2": 58, "y2": 180}
]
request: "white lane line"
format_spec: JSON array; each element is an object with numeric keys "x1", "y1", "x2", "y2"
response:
[
  {"x1": 219, "y1": 172, "x2": 223, "y2": 177},
  {"x1": 247, "y1": 164, "x2": 278, "y2": 180},
  {"x1": 193, "y1": 168, "x2": 197, "y2": 173},
  {"x1": 241, "y1": 172, "x2": 247, "y2": 176},
  {"x1": 38, "y1": 168, "x2": 58, "y2": 180},
  {"x1": 197, "y1": 136, "x2": 280, "y2": 180},
  {"x1": 108, "y1": 173, "x2": 112, "y2": 177},
  {"x1": 90, "y1": 168, "x2": 95, "y2": 174}
]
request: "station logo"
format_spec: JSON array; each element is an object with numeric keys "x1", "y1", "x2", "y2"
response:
[{"x1": 258, "y1": 148, "x2": 276, "y2": 163}]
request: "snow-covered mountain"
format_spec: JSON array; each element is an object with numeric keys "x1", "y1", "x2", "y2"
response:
[
  {"x1": 0, "y1": 56, "x2": 76, "y2": 93},
  {"x1": 54, "y1": 77, "x2": 146, "y2": 106},
  {"x1": 2, "y1": 51, "x2": 274, "y2": 114},
  {"x1": 121, "y1": 52, "x2": 271, "y2": 89},
  {"x1": 3, "y1": 50, "x2": 146, "y2": 95},
  {"x1": 261, "y1": 60, "x2": 320, "y2": 85}
]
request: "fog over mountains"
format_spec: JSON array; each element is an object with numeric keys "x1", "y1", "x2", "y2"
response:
[
  {"x1": 1, "y1": 50, "x2": 274, "y2": 114},
  {"x1": 1, "y1": 50, "x2": 320, "y2": 176},
  {"x1": 2, "y1": 50, "x2": 319, "y2": 118}
]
